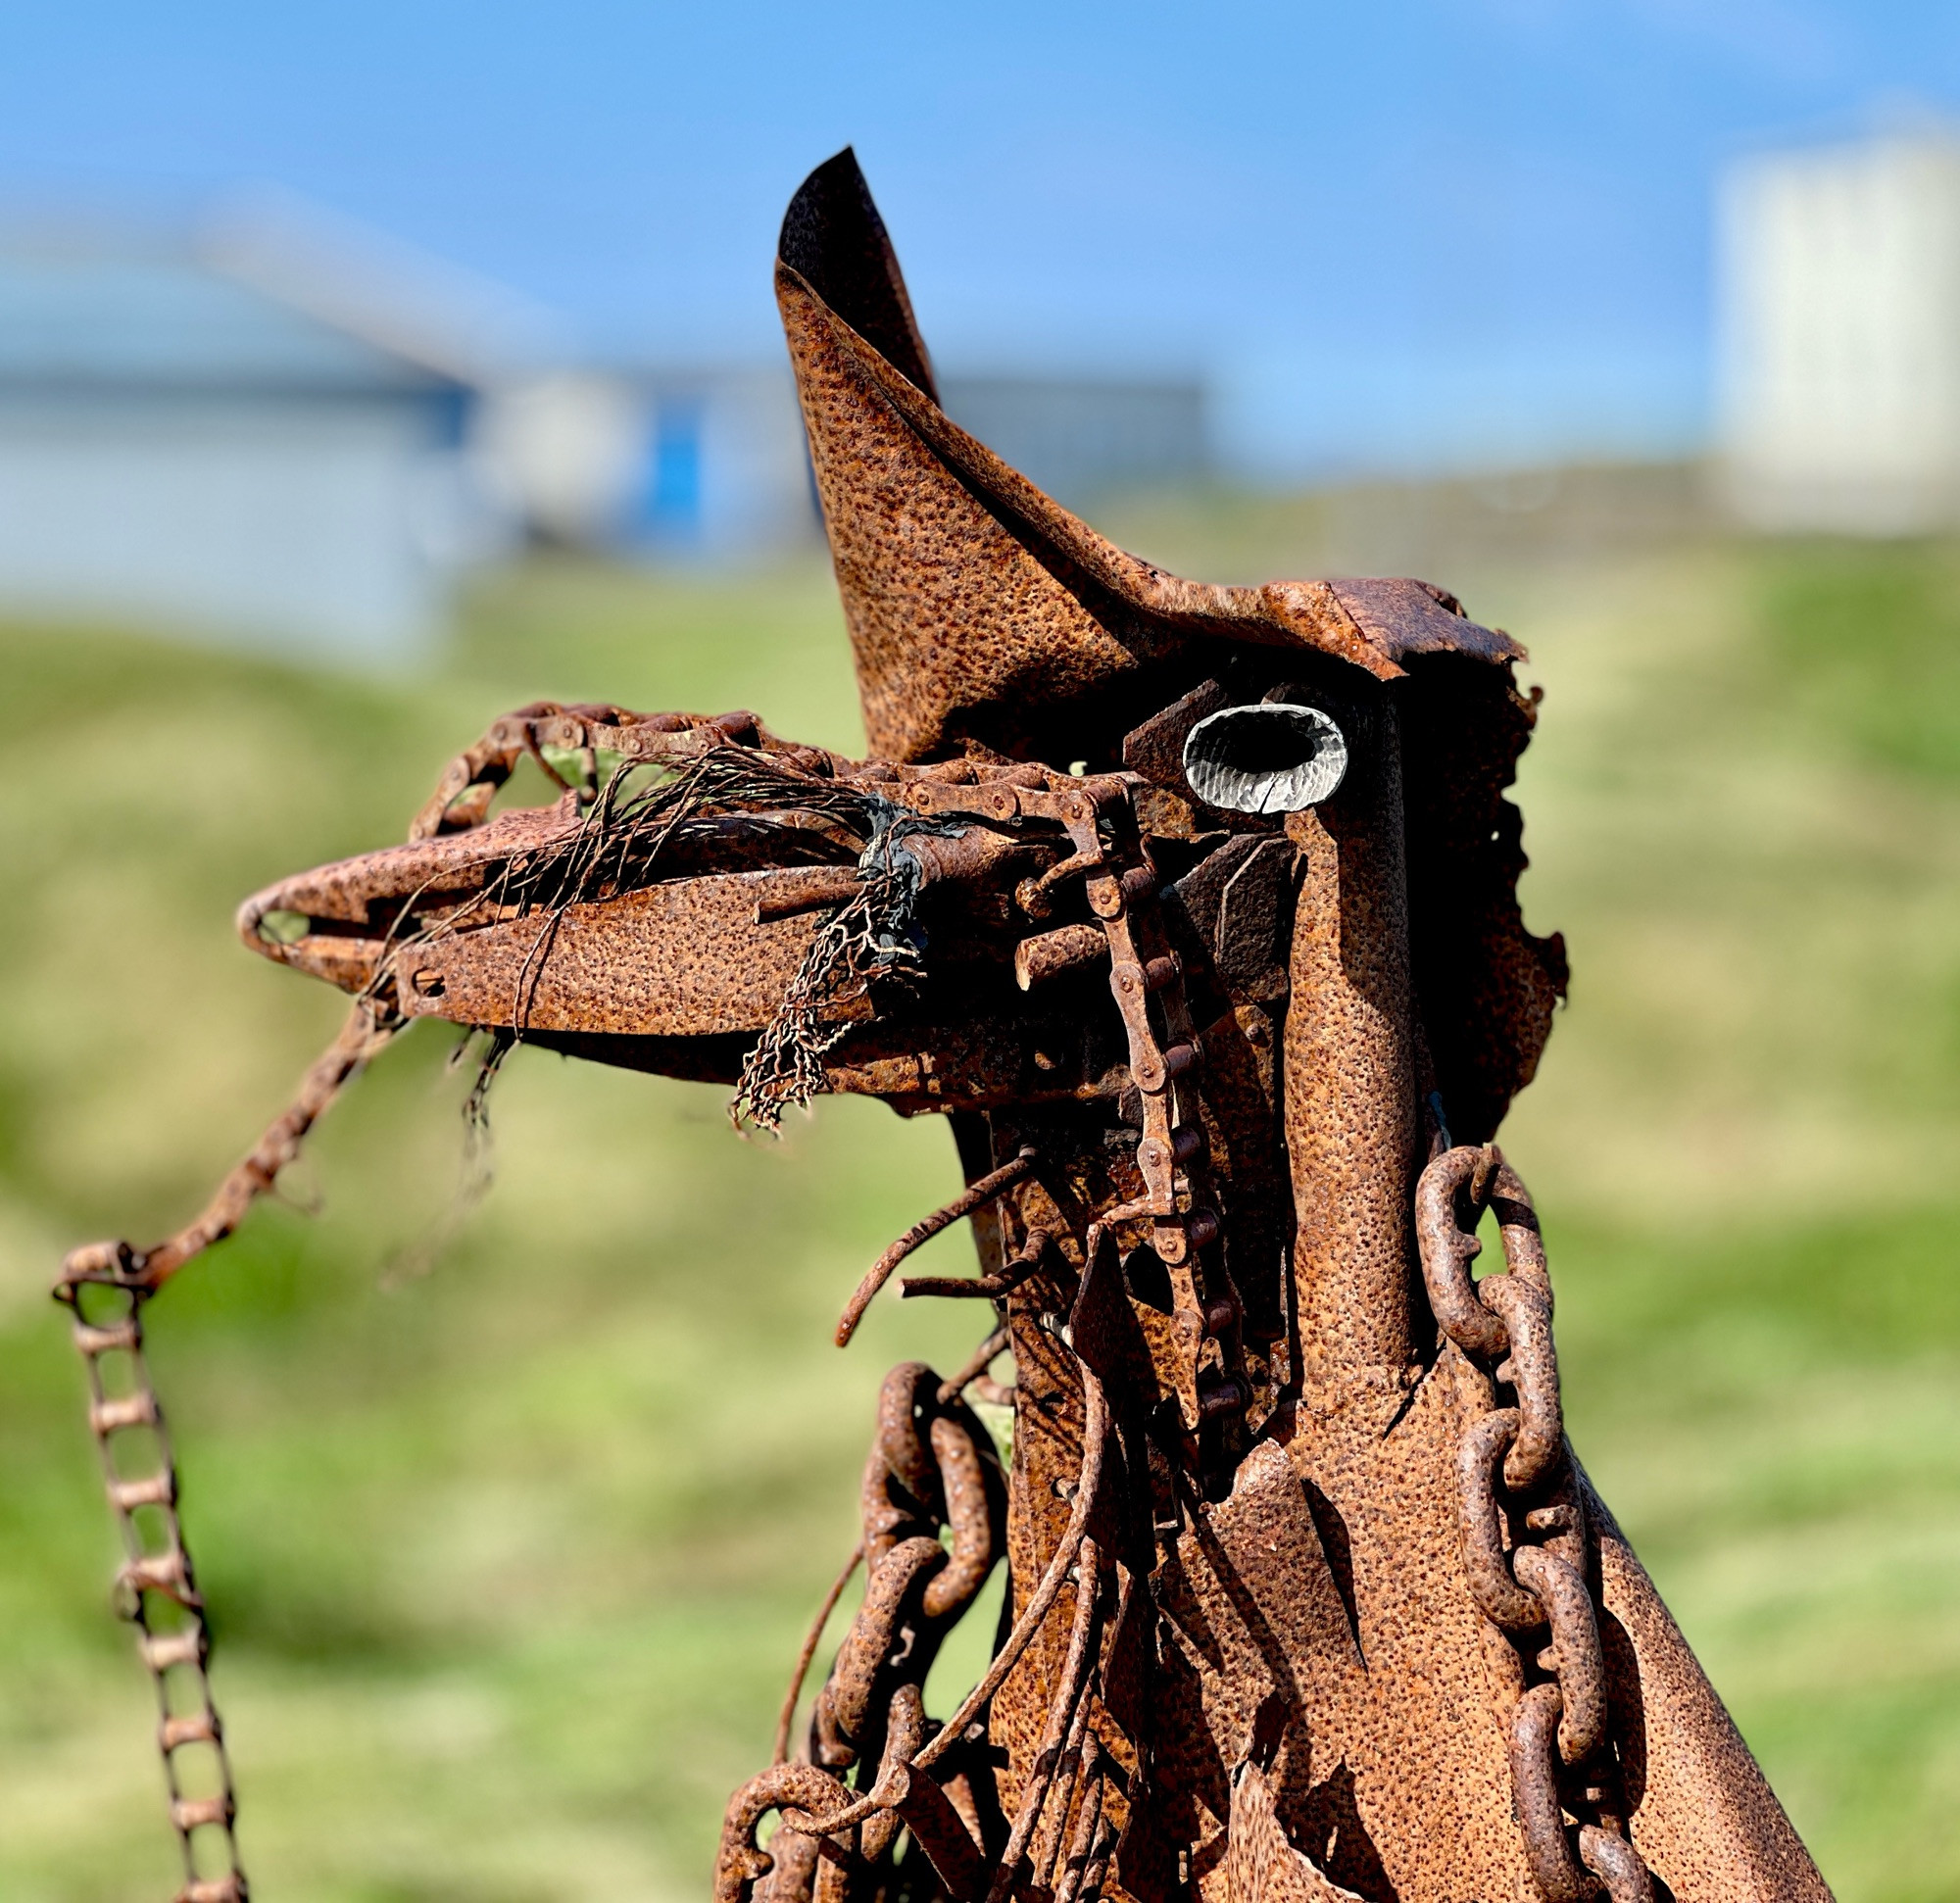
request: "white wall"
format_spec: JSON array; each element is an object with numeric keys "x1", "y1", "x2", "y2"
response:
[
  {"x1": 1719, "y1": 135, "x2": 1960, "y2": 533},
  {"x1": 475, "y1": 366, "x2": 818, "y2": 561},
  {"x1": 0, "y1": 392, "x2": 492, "y2": 660}
]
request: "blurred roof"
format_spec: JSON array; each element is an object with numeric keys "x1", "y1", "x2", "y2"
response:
[{"x1": 0, "y1": 197, "x2": 559, "y2": 396}]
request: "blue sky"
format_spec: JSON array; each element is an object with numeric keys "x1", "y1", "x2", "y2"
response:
[{"x1": 4, "y1": 2, "x2": 1959, "y2": 475}]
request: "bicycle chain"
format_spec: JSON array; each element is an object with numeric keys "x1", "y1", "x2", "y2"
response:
[
  {"x1": 55, "y1": 1271, "x2": 246, "y2": 1903},
  {"x1": 875, "y1": 766, "x2": 1251, "y2": 1439}
]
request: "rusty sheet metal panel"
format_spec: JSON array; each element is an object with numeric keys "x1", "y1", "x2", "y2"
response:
[
  {"x1": 395, "y1": 874, "x2": 830, "y2": 1038},
  {"x1": 53, "y1": 146, "x2": 1828, "y2": 1903}
]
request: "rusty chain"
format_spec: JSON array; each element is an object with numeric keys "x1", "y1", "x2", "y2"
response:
[
  {"x1": 831, "y1": 768, "x2": 1251, "y2": 1443},
  {"x1": 1060, "y1": 780, "x2": 1250, "y2": 1441},
  {"x1": 751, "y1": 768, "x2": 1251, "y2": 1902},
  {"x1": 47, "y1": 716, "x2": 590, "y2": 1899},
  {"x1": 716, "y1": 1336, "x2": 1122, "y2": 1903},
  {"x1": 52, "y1": 1002, "x2": 400, "y2": 1903},
  {"x1": 1417, "y1": 1144, "x2": 1656, "y2": 1903},
  {"x1": 717, "y1": 1358, "x2": 1008, "y2": 1903},
  {"x1": 57, "y1": 1280, "x2": 245, "y2": 1903}
]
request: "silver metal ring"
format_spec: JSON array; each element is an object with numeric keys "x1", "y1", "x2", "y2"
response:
[{"x1": 1181, "y1": 703, "x2": 1348, "y2": 814}]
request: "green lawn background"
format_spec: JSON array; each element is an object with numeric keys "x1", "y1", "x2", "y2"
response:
[{"x1": 1, "y1": 511, "x2": 1955, "y2": 1901}]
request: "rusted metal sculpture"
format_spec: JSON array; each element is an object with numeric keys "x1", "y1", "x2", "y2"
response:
[{"x1": 57, "y1": 151, "x2": 1832, "y2": 1903}]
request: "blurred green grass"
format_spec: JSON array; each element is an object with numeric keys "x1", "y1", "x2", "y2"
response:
[{"x1": 1, "y1": 530, "x2": 1956, "y2": 1902}]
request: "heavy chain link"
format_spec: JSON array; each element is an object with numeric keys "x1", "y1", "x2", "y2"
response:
[
  {"x1": 716, "y1": 1340, "x2": 1123, "y2": 1903},
  {"x1": 1417, "y1": 1144, "x2": 1655, "y2": 1903},
  {"x1": 717, "y1": 1358, "x2": 1008, "y2": 1903}
]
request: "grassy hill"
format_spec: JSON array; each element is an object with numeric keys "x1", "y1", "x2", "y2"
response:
[{"x1": 0, "y1": 525, "x2": 1955, "y2": 1901}]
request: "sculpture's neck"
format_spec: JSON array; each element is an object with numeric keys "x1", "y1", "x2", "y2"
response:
[{"x1": 1282, "y1": 697, "x2": 1420, "y2": 1419}]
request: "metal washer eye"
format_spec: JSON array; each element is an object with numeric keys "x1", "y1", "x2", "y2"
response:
[{"x1": 1181, "y1": 703, "x2": 1348, "y2": 814}]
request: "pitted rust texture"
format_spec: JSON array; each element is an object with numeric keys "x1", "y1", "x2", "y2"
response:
[
  {"x1": 1278, "y1": 689, "x2": 1419, "y2": 1401},
  {"x1": 777, "y1": 152, "x2": 1520, "y2": 770},
  {"x1": 58, "y1": 146, "x2": 1830, "y2": 1903},
  {"x1": 398, "y1": 876, "x2": 829, "y2": 1037}
]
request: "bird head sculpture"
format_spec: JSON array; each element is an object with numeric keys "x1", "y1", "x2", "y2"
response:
[{"x1": 58, "y1": 150, "x2": 1825, "y2": 1903}]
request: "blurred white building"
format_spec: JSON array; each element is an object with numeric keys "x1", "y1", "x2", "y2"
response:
[
  {"x1": 0, "y1": 209, "x2": 532, "y2": 661},
  {"x1": 1718, "y1": 132, "x2": 1960, "y2": 533},
  {"x1": 0, "y1": 197, "x2": 1211, "y2": 664},
  {"x1": 477, "y1": 366, "x2": 1208, "y2": 559},
  {"x1": 475, "y1": 365, "x2": 819, "y2": 560}
]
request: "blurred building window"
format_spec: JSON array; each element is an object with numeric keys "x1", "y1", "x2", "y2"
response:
[{"x1": 646, "y1": 400, "x2": 704, "y2": 540}]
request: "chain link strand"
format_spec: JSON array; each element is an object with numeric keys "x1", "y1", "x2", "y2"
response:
[
  {"x1": 60, "y1": 1282, "x2": 246, "y2": 1903},
  {"x1": 1417, "y1": 1143, "x2": 1656, "y2": 1903},
  {"x1": 829, "y1": 767, "x2": 1251, "y2": 1452},
  {"x1": 714, "y1": 1348, "x2": 1121, "y2": 1903},
  {"x1": 52, "y1": 1000, "x2": 398, "y2": 1903}
]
